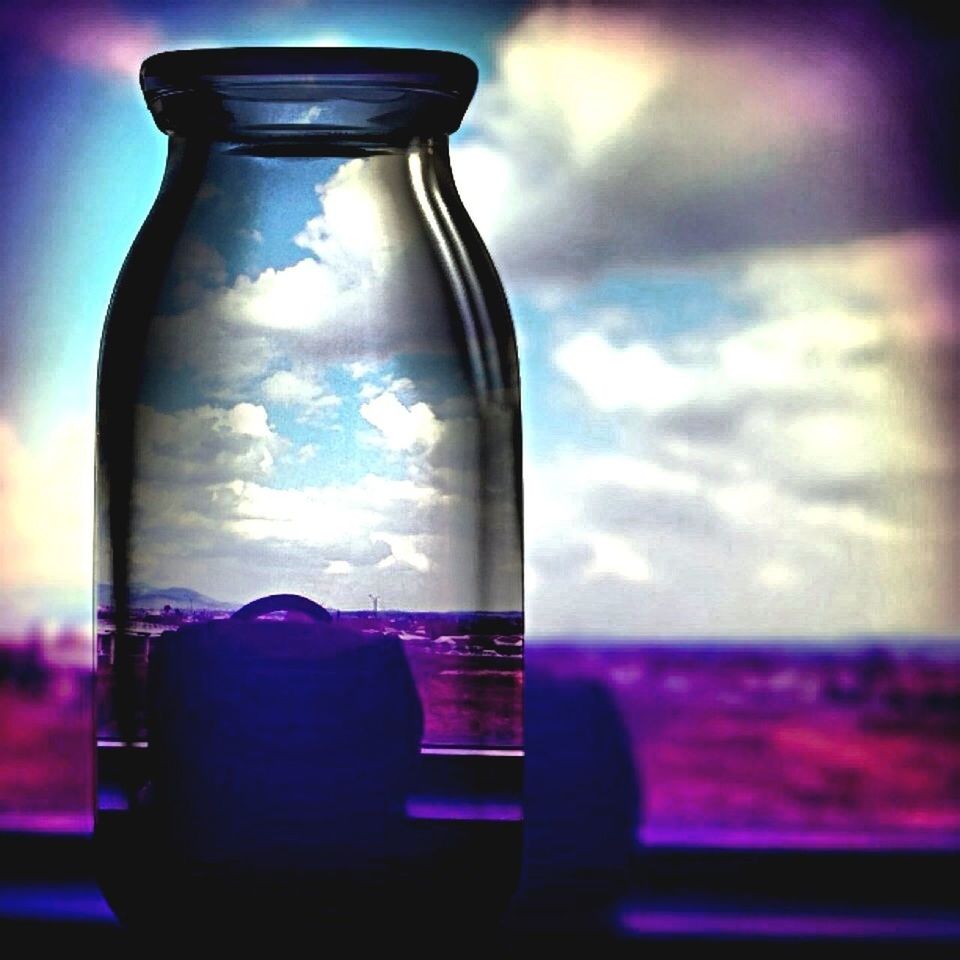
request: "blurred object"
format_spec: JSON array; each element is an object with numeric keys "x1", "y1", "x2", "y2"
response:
[
  {"x1": 0, "y1": 625, "x2": 91, "y2": 833},
  {"x1": 514, "y1": 659, "x2": 640, "y2": 935}
]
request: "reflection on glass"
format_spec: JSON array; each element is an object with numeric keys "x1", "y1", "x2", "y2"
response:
[
  {"x1": 97, "y1": 146, "x2": 523, "y2": 745},
  {"x1": 94, "y1": 49, "x2": 522, "y2": 937}
]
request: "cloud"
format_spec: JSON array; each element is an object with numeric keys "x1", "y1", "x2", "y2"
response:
[
  {"x1": 156, "y1": 155, "x2": 464, "y2": 399},
  {"x1": 585, "y1": 534, "x2": 652, "y2": 584},
  {"x1": 0, "y1": 416, "x2": 92, "y2": 598},
  {"x1": 346, "y1": 361, "x2": 377, "y2": 380},
  {"x1": 371, "y1": 532, "x2": 431, "y2": 573},
  {"x1": 128, "y1": 460, "x2": 451, "y2": 608},
  {"x1": 217, "y1": 258, "x2": 349, "y2": 333},
  {"x1": 554, "y1": 332, "x2": 699, "y2": 413},
  {"x1": 119, "y1": 323, "x2": 523, "y2": 612},
  {"x1": 454, "y1": 6, "x2": 923, "y2": 282},
  {"x1": 756, "y1": 560, "x2": 801, "y2": 590},
  {"x1": 293, "y1": 159, "x2": 391, "y2": 268},
  {"x1": 260, "y1": 369, "x2": 341, "y2": 421},
  {"x1": 360, "y1": 390, "x2": 440, "y2": 453},
  {"x1": 219, "y1": 474, "x2": 431, "y2": 545},
  {"x1": 525, "y1": 228, "x2": 960, "y2": 635},
  {"x1": 124, "y1": 370, "x2": 516, "y2": 610},
  {"x1": 135, "y1": 402, "x2": 283, "y2": 484},
  {"x1": 212, "y1": 157, "x2": 447, "y2": 354}
]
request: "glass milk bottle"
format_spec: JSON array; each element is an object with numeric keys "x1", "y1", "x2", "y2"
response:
[{"x1": 94, "y1": 47, "x2": 523, "y2": 944}]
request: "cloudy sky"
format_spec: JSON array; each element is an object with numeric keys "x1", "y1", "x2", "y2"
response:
[{"x1": 1, "y1": 1, "x2": 959, "y2": 636}]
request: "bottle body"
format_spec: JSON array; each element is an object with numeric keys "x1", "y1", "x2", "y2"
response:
[{"x1": 95, "y1": 56, "x2": 522, "y2": 936}]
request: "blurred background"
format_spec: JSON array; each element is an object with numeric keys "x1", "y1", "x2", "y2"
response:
[{"x1": 1, "y1": 0, "x2": 959, "y2": 852}]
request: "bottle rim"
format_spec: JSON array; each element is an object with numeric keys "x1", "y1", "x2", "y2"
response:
[
  {"x1": 141, "y1": 47, "x2": 478, "y2": 103},
  {"x1": 140, "y1": 47, "x2": 479, "y2": 141}
]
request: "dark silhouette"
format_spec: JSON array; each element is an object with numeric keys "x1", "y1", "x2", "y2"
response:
[
  {"x1": 98, "y1": 594, "x2": 428, "y2": 940},
  {"x1": 512, "y1": 654, "x2": 642, "y2": 938},
  {"x1": 230, "y1": 594, "x2": 333, "y2": 623}
]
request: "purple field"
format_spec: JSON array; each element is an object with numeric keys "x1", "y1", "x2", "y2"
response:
[
  {"x1": 535, "y1": 642, "x2": 960, "y2": 847},
  {"x1": 2, "y1": 631, "x2": 959, "y2": 848}
]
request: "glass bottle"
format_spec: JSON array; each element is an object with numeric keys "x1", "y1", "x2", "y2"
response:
[{"x1": 94, "y1": 48, "x2": 523, "y2": 943}]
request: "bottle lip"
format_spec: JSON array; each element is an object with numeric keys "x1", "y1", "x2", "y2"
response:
[
  {"x1": 140, "y1": 47, "x2": 478, "y2": 141},
  {"x1": 141, "y1": 46, "x2": 478, "y2": 102}
]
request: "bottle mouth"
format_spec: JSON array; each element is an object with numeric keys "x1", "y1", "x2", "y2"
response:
[{"x1": 140, "y1": 47, "x2": 479, "y2": 142}]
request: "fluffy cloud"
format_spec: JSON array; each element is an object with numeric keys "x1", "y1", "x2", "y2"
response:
[
  {"x1": 585, "y1": 533, "x2": 652, "y2": 584},
  {"x1": 293, "y1": 159, "x2": 392, "y2": 270},
  {"x1": 129, "y1": 462, "x2": 450, "y2": 608},
  {"x1": 215, "y1": 258, "x2": 353, "y2": 333},
  {"x1": 360, "y1": 390, "x2": 440, "y2": 452},
  {"x1": 555, "y1": 332, "x2": 699, "y2": 413},
  {"x1": 260, "y1": 369, "x2": 341, "y2": 421},
  {"x1": 135, "y1": 402, "x2": 283, "y2": 485},
  {"x1": 221, "y1": 473, "x2": 431, "y2": 545},
  {"x1": 454, "y1": 6, "x2": 921, "y2": 282},
  {"x1": 154, "y1": 155, "x2": 466, "y2": 399},
  {"x1": 526, "y1": 229, "x2": 960, "y2": 635},
  {"x1": 124, "y1": 373, "x2": 520, "y2": 610}
]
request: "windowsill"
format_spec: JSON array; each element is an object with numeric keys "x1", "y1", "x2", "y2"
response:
[{"x1": 2, "y1": 832, "x2": 958, "y2": 947}]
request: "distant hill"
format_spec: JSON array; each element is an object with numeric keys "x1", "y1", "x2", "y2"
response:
[{"x1": 96, "y1": 583, "x2": 235, "y2": 611}]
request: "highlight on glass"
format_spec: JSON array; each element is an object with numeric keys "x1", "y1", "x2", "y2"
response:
[{"x1": 93, "y1": 47, "x2": 523, "y2": 937}]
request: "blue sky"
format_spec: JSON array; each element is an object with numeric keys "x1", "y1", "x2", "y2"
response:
[{"x1": 2, "y1": 1, "x2": 960, "y2": 635}]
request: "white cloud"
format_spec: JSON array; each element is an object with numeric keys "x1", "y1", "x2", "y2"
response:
[
  {"x1": 554, "y1": 331, "x2": 698, "y2": 413},
  {"x1": 526, "y1": 229, "x2": 960, "y2": 635},
  {"x1": 225, "y1": 402, "x2": 273, "y2": 438},
  {"x1": 0, "y1": 416, "x2": 93, "y2": 593},
  {"x1": 446, "y1": 141, "x2": 513, "y2": 246},
  {"x1": 756, "y1": 561, "x2": 800, "y2": 590},
  {"x1": 158, "y1": 154, "x2": 459, "y2": 398},
  {"x1": 454, "y1": 6, "x2": 912, "y2": 281},
  {"x1": 491, "y1": 8, "x2": 671, "y2": 163},
  {"x1": 586, "y1": 534, "x2": 652, "y2": 584},
  {"x1": 127, "y1": 465, "x2": 439, "y2": 602},
  {"x1": 219, "y1": 473, "x2": 430, "y2": 546},
  {"x1": 217, "y1": 258, "x2": 346, "y2": 333},
  {"x1": 294, "y1": 158, "x2": 390, "y2": 269},
  {"x1": 360, "y1": 390, "x2": 440, "y2": 452},
  {"x1": 120, "y1": 338, "x2": 521, "y2": 611},
  {"x1": 136, "y1": 402, "x2": 283, "y2": 484},
  {"x1": 346, "y1": 360, "x2": 377, "y2": 380},
  {"x1": 261, "y1": 369, "x2": 342, "y2": 419},
  {"x1": 371, "y1": 532, "x2": 431, "y2": 573}
]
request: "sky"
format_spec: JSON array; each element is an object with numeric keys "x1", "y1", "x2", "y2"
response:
[{"x1": 1, "y1": 0, "x2": 960, "y2": 636}]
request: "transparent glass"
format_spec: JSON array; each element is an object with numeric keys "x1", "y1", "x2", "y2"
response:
[{"x1": 94, "y1": 48, "x2": 522, "y2": 941}]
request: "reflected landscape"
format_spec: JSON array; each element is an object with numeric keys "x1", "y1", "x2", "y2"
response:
[
  {"x1": 93, "y1": 595, "x2": 523, "y2": 750},
  {"x1": 3, "y1": 628, "x2": 958, "y2": 850}
]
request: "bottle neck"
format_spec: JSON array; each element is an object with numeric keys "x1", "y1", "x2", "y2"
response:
[
  {"x1": 150, "y1": 83, "x2": 466, "y2": 147},
  {"x1": 159, "y1": 134, "x2": 458, "y2": 233},
  {"x1": 181, "y1": 132, "x2": 454, "y2": 161},
  {"x1": 149, "y1": 131, "x2": 508, "y2": 401}
]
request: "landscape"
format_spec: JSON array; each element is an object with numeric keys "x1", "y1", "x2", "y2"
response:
[{"x1": 1, "y1": 599, "x2": 958, "y2": 849}]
